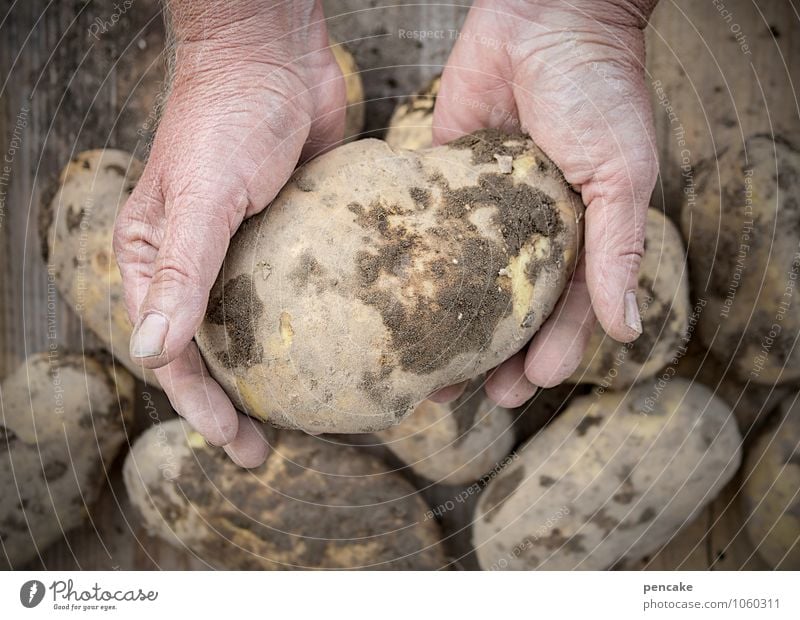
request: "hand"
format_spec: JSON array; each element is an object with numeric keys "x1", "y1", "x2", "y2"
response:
[
  {"x1": 113, "y1": 0, "x2": 345, "y2": 466},
  {"x1": 430, "y1": 0, "x2": 659, "y2": 406}
]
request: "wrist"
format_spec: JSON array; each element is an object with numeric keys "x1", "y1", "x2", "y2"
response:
[
  {"x1": 166, "y1": 0, "x2": 330, "y2": 68},
  {"x1": 489, "y1": 0, "x2": 657, "y2": 29}
]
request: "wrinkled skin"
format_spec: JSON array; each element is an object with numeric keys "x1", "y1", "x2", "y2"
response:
[
  {"x1": 114, "y1": 0, "x2": 658, "y2": 467},
  {"x1": 114, "y1": 1, "x2": 346, "y2": 466},
  {"x1": 432, "y1": 0, "x2": 659, "y2": 406}
]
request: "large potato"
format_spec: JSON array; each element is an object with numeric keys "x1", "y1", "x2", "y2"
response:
[
  {"x1": 570, "y1": 208, "x2": 689, "y2": 389},
  {"x1": 741, "y1": 392, "x2": 800, "y2": 569},
  {"x1": 682, "y1": 134, "x2": 800, "y2": 384},
  {"x1": 385, "y1": 75, "x2": 438, "y2": 150},
  {"x1": 41, "y1": 149, "x2": 158, "y2": 387},
  {"x1": 124, "y1": 419, "x2": 448, "y2": 570},
  {"x1": 1, "y1": 353, "x2": 134, "y2": 568},
  {"x1": 473, "y1": 377, "x2": 741, "y2": 570},
  {"x1": 376, "y1": 379, "x2": 515, "y2": 485},
  {"x1": 196, "y1": 130, "x2": 583, "y2": 434}
]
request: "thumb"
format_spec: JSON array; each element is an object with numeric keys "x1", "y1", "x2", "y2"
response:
[
  {"x1": 583, "y1": 155, "x2": 657, "y2": 343},
  {"x1": 127, "y1": 182, "x2": 246, "y2": 368}
]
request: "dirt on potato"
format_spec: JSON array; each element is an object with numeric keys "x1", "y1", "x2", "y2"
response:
[
  {"x1": 206, "y1": 273, "x2": 265, "y2": 369},
  {"x1": 348, "y1": 140, "x2": 565, "y2": 381}
]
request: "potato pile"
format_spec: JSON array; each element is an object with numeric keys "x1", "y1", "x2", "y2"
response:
[
  {"x1": 376, "y1": 379, "x2": 515, "y2": 485},
  {"x1": 568, "y1": 208, "x2": 690, "y2": 388},
  {"x1": 741, "y1": 392, "x2": 800, "y2": 569},
  {"x1": 124, "y1": 419, "x2": 447, "y2": 569},
  {"x1": 683, "y1": 135, "x2": 800, "y2": 385},
  {"x1": 1, "y1": 353, "x2": 133, "y2": 568},
  {"x1": 385, "y1": 75, "x2": 438, "y2": 150},
  {"x1": 41, "y1": 149, "x2": 157, "y2": 387},
  {"x1": 472, "y1": 378, "x2": 741, "y2": 570},
  {"x1": 17, "y1": 14, "x2": 798, "y2": 571}
]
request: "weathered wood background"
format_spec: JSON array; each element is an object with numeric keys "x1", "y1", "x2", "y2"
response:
[{"x1": 1, "y1": 0, "x2": 797, "y2": 570}]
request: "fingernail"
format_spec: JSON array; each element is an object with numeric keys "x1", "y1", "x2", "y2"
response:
[
  {"x1": 624, "y1": 290, "x2": 642, "y2": 335},
  {"x1": 130, "y1": 312, "x2": 169, "y2": 358}
]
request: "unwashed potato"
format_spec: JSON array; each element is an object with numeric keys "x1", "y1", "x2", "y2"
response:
[
  {"x1": 124, "y1": 419, "x2": 448, "y2": 569},
  {"x1": 473, "y1": 377, "x2": 742, "y2": 570},
  {"x1": 675, "y1": 338, "x2": 791, "y2": 435},
  {"x1": 40, "y1": 149, "x2": 158, "y2": 387},
  {"x1": 331, "y1": 41, "x2": 365, "y2": 139},
  {"x1": 682, "y1": 134, "x2": 800, "y2": 384},
  {"x1": 569, "y1": 208, "x2": 689, "y2": 389},
  {"x1": 741, "y1": 392, "x2": 800, "y2": 568},
  {"x1": 385, "y1": 75, "x2": 438, "y2": 150},
  {"x1": 1, "y1": 353, "x2": 134, "y2": 568},
  {"x1": 376, "y1": 379, "x2": 515, "y2": 485},
  {"x1": 195, "y1": 129, "x2": 583, "y2": 434}
]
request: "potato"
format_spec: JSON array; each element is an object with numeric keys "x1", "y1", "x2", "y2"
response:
[
  {"x1": 124, "y1": 419, "x2": 448, "y2": 569},
  {"x1": 682, "y1": 134, "x2": 800, "y2": 384},
  {"x1": 741, "y1": 392, "x2": 800, "y2": 568},
  {"x1": 569, "y1": 208, "x2": 689, "y2": 388},
  {"x1": 473, "y1": 377, "x2": 741, "y2": 570},
  {"x1": 676, "y1": 339, "x2": 791, "y2": 434},
  {"x1": 385, "y1": 75, "x2": 438, "y2": 150},
  {"x1": 40, "y1": 149, "x2": 158, "y2": 387},
  {"x1": 195, "y1": 129, "x2": 583, "y2": 434},
  {"x1": 376, "y1": 379, "x2": 515, "y2": 485},
  {"x1": 331, "y1": 41, "x2": 365, "y2": 140},
  {"x1": 1, "y1": 353, "x2": 134, "y2": 568}
]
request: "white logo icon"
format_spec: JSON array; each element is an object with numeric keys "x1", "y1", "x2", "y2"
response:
[{"x1": 20, "y1": 580, "x2": 45, "y2": 608}]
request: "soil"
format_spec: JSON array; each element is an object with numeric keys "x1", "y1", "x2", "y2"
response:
[
  {"x1": 449, "y1": 128, "x2": 529, "y2": 165},
  {"x1": 206, "y1": 274, "x2": 265, "y2": 369},
  {"x1": 173, "y1": 432, "x2": 447, "y2": 569},
  {"x1": 481, "y1": 466, "x2": 524, "y2": 523}
]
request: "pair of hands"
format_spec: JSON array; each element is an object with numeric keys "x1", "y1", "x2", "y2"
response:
[{"x1": 114, "y1": 0, "x2": 658, "y2": 467}]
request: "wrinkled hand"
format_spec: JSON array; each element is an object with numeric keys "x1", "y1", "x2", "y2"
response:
[
  {"x1": 113, "y1": 1, "x2": 345, "y2": 467},
  {"x1": 430, "y1": 0, "x2": 659, "y2": 406}
]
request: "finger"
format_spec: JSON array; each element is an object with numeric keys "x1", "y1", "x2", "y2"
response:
[
  {"x1": 582, "y1": 159, "x2": 654, "y2": 342},
  {"x1": 224, "y1": 414, "x2": 270, "y2": 468},
  {"x1": 524, "y1": 257, "x2": 596, "y2": 388},
  {"x1": 113, "y1": 164, "x2": 166, "y2": 322},
  {"x1": 155, "y1": 341, "x2": 238, "y2": 447},
  {"x1": 484, "y1": 350, "x2": 537, "y2": 408},
  {"x1": 428, "y1": 381, "x2": 468, "y2": 404}
]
